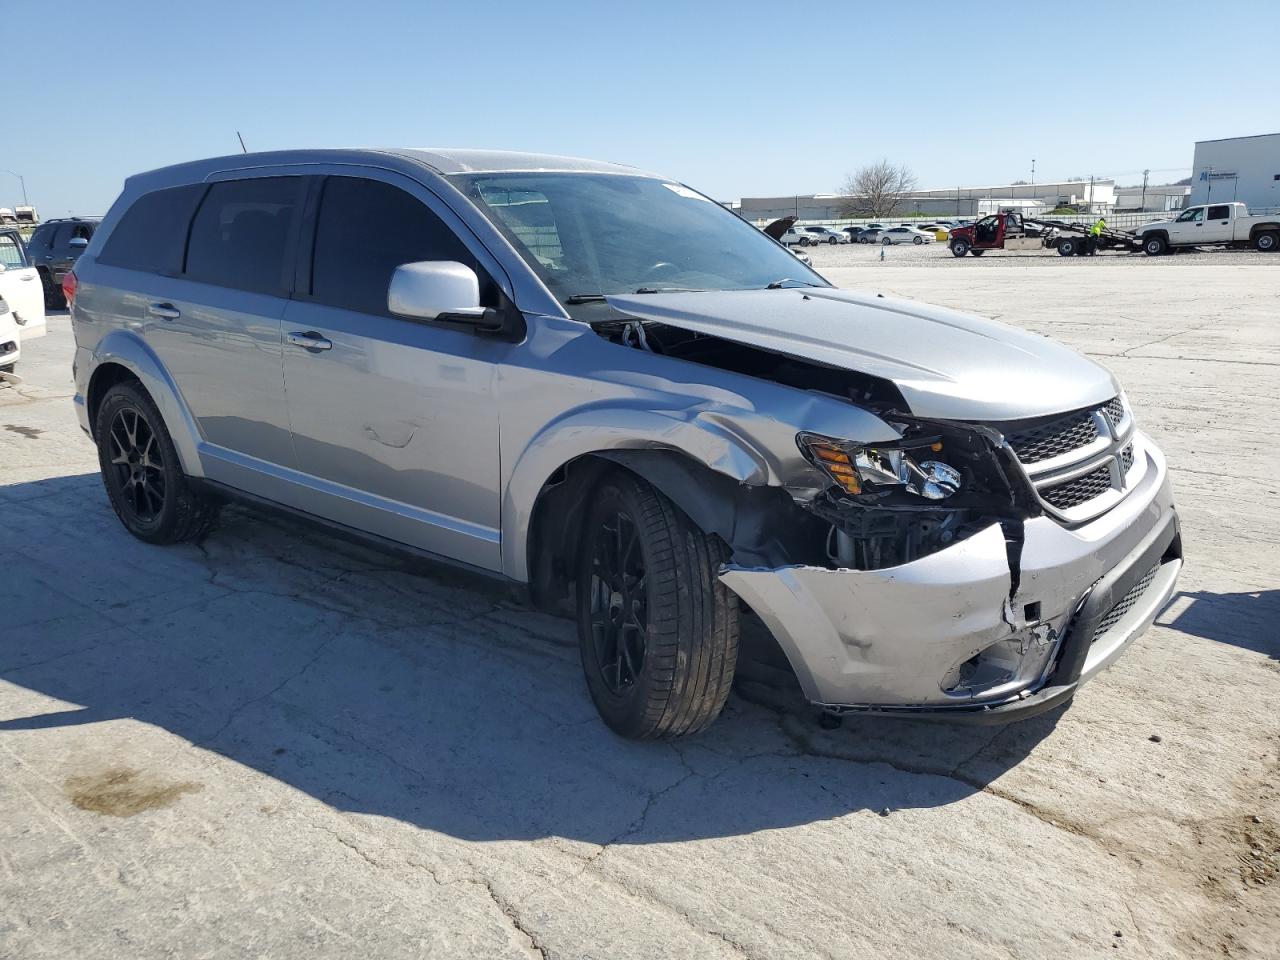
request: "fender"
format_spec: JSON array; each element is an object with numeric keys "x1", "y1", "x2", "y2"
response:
[
  {"x1": 500, "y1": 404, "x2": 774, "y2": 582},
  {"x1": 88, "y1": 328, "x2": 204, "y2": 476}
]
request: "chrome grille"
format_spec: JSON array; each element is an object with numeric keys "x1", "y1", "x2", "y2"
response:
[
  {"x1": 1121, "y1": 443, "x2": 1134, "y2": 472},
  {"x1": 1006, "y1": 410, "x2": 1099, "y2": 464},
  {"x1": 1093, "y1": 564, "x2": 1160, "y2": 642},
  {"x1": 1041, "y1": 464, "x2": 1112, "y2": 510},
  {"x1": 1103, "y1": 396, "x2": 1125, "y2": 423}
]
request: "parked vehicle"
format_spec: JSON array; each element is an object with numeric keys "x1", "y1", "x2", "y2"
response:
[
  {"x1": 841, "y1": 226, "x2": 860, "y2": 242},
  {"x1": 781, "y1": 226, "x2": 811, "y2": 246},
  {"x1": 71, "y1": 148, "x2": 1181, "y2": 737},
  {"x1": 802, "y1": 226, "x2": 849, "y2": 245},
  {"x1": 880, "y1": 226, "x2": 934, "y2": 245},
  {"x1": 948, "y1": 213, "x2": 1140, "y2": 258},
  {"x1": 25, "y1": 217, "x2": 99, "y2": 308},
  {"x1": 0, "y1": 295, "x2": 16, "y2": 373},
  {"x1": 1132, "y1": 202, "x2": 1279, "y2": 255},
  {"x1": 0, "y1": 228, "x2": 47, "y2": 341},
  {"x1": 855, "y1": 226, "x2": 884, "y2": 243}
]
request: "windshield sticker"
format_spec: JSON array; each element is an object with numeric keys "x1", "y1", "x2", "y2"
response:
[{"x1": 662, "y1": 183, "x2": 711, "y2": 202}]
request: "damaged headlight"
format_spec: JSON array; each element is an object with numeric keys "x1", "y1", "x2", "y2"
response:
[{"x1": 798, "y1": 433, "x2": 963, "y2": 500}]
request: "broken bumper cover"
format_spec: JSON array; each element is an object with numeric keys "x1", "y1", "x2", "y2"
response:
[{"x1": 721, "y1": 433, "x2": 1181, "y2": 722}]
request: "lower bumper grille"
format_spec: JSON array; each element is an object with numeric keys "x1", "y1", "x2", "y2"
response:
[{"x1": 1093, "y1": 563, "x2": 1160, "y2": 643}]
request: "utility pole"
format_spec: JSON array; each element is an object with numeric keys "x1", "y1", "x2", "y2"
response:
[
  {"x1": 1206, "y1": 165, "x2": 1213, "y2": 202},
  {"x1": 1031, "y1": 159, "x2": 1035, "y2": 188},
  {"x1": 1088, "y1": 174, "x2": 1095, "y2": 214},
  {"x1": 1140, "y1": 169, "x2": 1149, "y2": 211},
  {"x1": 1, "y1": 170, "x2": 27, "y2": 206}
]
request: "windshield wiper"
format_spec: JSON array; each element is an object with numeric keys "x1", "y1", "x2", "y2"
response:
[
  {"x1": 766, "y1": 278, "x2": 821, "y2": 289},
  {"x1": 567, "y1": 287, "x2": 701, "y2": 304}
]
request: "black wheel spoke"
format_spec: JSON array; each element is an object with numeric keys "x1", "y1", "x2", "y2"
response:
[
  {"x1": 108, "y1": 406, "x2": 166, "y2": 525},
  {"x1": 588, "y1": 508, "x2": 648, "y2": 694}
]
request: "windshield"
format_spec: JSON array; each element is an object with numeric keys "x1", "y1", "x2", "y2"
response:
[{"x1": 452, "y1": 172, "x2": 827, "y2": 306}]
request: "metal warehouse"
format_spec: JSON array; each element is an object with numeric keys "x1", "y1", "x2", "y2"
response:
[{"x1": 1189, "y1": 132, "x2": 1280, "y2": 211}]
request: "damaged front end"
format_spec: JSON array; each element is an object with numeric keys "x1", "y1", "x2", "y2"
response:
[{"x1": 591, "y1": 310, "x2": 1182, "y2": 721}]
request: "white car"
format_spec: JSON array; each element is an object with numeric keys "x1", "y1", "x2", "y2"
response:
[
  {"x1": 880, "y1": 226, "x2": 935, "y2": 245},
  {"x1": 801, "y1": 226, "x2": 850, "y2": 245},
  {"x1": 0, "y1": 228, "x2": 47, "y2": 366}
]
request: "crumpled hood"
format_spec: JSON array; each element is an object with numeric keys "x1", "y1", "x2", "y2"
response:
[{"x1": 605, "y1": 287, "x2": 1118, "y2": 421}]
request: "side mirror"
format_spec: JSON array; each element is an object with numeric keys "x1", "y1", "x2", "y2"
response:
[
  {"x1": 389, "y1": 261, "x2": 485, "y2": 322},
  {"x1": 69, "y1": 236, "x2": 89, "y2": 248}
]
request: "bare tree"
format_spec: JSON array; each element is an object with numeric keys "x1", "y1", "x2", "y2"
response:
[{"x1": 838, "y1": 160, "x2": 917, "y2": 218}]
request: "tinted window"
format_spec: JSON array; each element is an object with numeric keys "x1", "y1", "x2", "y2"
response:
[
  {"x1": 51, "y1": 224, "x2": 73, "y2": 248},
  {"x1": 186, "y1": 177, "x2": 302, "y2": 294},
  {"x1": 0, "y1": 234, "x2": 25, "y2": 268},
  {"x1": 29, "y1": 224, "x2": 53, "y2": 249},
  {"x1": 98, "y1": 185, "x2": 205, "y2": 273},
  {"x1": 1206, "y1": 205, "x2": 1230, "y2": 220},
  {"x1": 310, "y1": 176, "x2": 477, "y2": 316}
]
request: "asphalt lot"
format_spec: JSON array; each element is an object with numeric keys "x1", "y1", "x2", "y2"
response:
[{"x1": 2, "y1": 257, "x2": 1278, "y2": 959}]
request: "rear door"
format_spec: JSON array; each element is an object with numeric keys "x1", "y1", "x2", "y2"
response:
[
  {"x1": 0, "y1": 230, "x2": 45, "y2": 337},
  {"x1": 1201, "y1": 204, "x2": 1233, "y2": 243},
  {"x1": 105, "y1": 175, "x2": 305, "y2": 494},
  {"x1": 280, "y1": 172, "x2": 506, "y2": 570}
]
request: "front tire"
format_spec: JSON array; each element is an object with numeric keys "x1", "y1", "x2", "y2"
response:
[
  {"x1": 1255, "y1": 231, "x2": 1278, "y2": 252},
  {"x1": 95, "y1": 381, "x2": 219, "y2": 544},
  {"x1": 950, "y1": 239, "x2": 970, "y2": 257},
  {"x1": 575, "y1": 471, "x2": 739, "y2": 739},
  {"x1": 913, "y1": 235, "x2": 923, "y2": 245},
  {"x1": 1143, "y1": 234, "x2": 1167, "y2": 256}
]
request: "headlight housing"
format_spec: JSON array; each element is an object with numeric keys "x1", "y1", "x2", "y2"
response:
[{"x1": 798, "y1": 433, "x2": 963, "y2": 500}]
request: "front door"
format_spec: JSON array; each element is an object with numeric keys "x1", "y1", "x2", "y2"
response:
[
  {"x1": 280, "y1": 173, "x2": 504, "y2": 570},
  {"x1": 1167, "y1": 206, "x2": 1204, "y2": 244},
  {"x1": 0, "y1": 230, "x2": 45, "y2": 337}
]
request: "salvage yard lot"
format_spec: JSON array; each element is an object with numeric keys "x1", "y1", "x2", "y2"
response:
[{"x1": 2, "y1": 257, "x2": 1278, "y2": 958}]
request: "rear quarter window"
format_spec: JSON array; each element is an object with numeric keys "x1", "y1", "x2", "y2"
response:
[{"x1": 98, "y1": 185, "x2": 206, "y2": 274}]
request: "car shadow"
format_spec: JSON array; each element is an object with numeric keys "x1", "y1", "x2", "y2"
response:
[
  {"x1": 1158, "y1": 589, "x2": 1280, "y2": 660},
  {"x1": 2, "y1": 473, "x2": 1061, "y2": 845}
]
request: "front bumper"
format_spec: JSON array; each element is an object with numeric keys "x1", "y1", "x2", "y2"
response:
[{"x1": 720, "y1": 432, "x2": 1181, "y2": 722}]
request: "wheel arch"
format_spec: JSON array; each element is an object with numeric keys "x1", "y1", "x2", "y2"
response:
[
  {"x1": 520, "y1": 447, "x2": 814, "y2": 615},
  {"x1": 86, "y1": 330, "x2": 203, "y2": 475},
  {"x1": 1248, "y1": 222, "x2": 1280, "y2": 239}
]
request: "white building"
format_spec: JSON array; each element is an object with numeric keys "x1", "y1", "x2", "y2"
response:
[{"x1": 1189, "y1": 133, "x2": 1280, "y2": 211}]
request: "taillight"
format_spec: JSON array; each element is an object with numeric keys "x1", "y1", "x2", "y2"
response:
[{"x1": 62, "y1": 269, "x2": 78, "y2": 305}]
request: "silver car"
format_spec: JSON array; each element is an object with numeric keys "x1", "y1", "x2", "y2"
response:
[{"x1": 70, "y1": 149, "x2": 1181, "y2": 738}]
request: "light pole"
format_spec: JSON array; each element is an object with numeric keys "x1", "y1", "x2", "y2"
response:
[
  {"x1": 1140, "y1": 169, "x2": 1149, "y2": 211},
  {"x1": 1, "y1": 170, "x2": 28, "y2": 206}
]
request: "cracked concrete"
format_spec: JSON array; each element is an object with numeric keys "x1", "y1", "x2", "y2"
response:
[{"x1": 2, "y1": 261, "x2": 1279, "y2": 959}]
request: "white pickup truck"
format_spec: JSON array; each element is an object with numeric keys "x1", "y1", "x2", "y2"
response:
[{"x1": 1133, "y1": 201, "x2": 1280, "y2": 255}]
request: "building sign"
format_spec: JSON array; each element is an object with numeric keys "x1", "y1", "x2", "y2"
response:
[{"x1": 1199, "y1": 170, "x2": 1238, "y2": 180}]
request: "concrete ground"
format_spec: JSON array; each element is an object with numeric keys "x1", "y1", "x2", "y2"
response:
[{"x1": 2, "y1": 257, "x2": 1278, "y2": 959}]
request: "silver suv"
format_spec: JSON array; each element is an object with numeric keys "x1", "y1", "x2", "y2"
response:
[{"x1": 70, "y1": 149, "x2": 1182, "y2": 738}]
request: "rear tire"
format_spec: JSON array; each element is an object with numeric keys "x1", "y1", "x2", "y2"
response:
[
  {"x1": 1143, "y1": 234, "x2": 1167, "y2": 256},
  {"x1": 1255, "y1": 231, "x2": 1278, "y2": 252},
  {"x1": 950, "y1": 239, "x2": 970, "y2": 257},
  {"x1": 970, "y1": 249, "x2": 985, "y2": 256},
  {"x1": 1058, "y1": 237, "x2": 1078, "y2": 256},
  {"x1": 39, "y1": 270, "x2": 66, "y2": 310},
  {"x1": 95, "y1": 381, "x2": 220, "y2": 545},
  {"x1": 575, "y1": 470, "x2": 739, "y2": 739},
  {"x1": 913, "y1": 235, "x2": 923, "y2": 245}
]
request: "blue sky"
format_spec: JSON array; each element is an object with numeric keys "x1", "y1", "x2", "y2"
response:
[{"x1": 4, "y1": 0, "x2": 1277, "y2": 216}]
